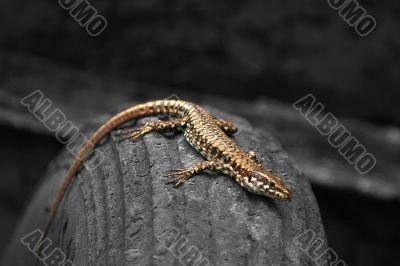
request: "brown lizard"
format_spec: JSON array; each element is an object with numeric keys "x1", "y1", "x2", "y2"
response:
[{"x1": 38, "y1": 99, "x2": 290, "y2": 264}]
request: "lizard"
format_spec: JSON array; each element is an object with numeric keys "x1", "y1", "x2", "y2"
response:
[{"x1": 37, "y1": 99, "x2": 291, "y2": 264}]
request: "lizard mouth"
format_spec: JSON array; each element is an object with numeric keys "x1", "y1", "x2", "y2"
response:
[{"x1": 271, "y1": 186, "x2": 291, "y2": 201}]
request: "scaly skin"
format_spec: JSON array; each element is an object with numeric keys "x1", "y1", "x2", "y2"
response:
[{"x1": 38, "y1": 99, "x2": 290, "y2": 264}]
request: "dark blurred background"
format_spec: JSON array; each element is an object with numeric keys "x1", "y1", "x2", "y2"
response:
[{"x1": 0, "y1": 0, "x2": 399, "y2": 265}]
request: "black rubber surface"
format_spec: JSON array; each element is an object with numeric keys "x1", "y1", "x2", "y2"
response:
[{"x1": 2, "y1": 108, "x2": 328, "y2": 266}]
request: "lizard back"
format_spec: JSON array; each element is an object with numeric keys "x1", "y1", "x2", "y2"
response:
[{"x1": 183, "y1": 104, "x2": 259, "y2": 173}]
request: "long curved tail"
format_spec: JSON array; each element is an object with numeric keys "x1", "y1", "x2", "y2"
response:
[{"x1": 36, "y1": 100, "x2": 188, "y2": 265}]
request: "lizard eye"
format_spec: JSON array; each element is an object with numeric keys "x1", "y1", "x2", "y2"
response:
[{"x1": 269, "y1": 182, "x2": 275, "y2": 188}]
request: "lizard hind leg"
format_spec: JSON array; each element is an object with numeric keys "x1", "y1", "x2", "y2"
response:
[{"x1": 116, "y1": 117, "x2": 187, "y2": 142}]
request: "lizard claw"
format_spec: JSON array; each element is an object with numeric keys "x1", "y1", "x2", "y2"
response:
[
  {"x1": 116, "y1": 124, "x2": 153, "y2": 142},
  {"x1": 165, "y1": 169, "x2": 191, "y2": 187},
  {"x1": 114, "y1": 128, "x2": 136, "y2": 136},
  {"x1": 116, "y1": 130, "x2": 143, "y2": 142}
]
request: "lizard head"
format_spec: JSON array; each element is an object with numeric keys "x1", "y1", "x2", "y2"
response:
[{"x1": 247, "y1": 170, "x2": 291, "y2": 201}]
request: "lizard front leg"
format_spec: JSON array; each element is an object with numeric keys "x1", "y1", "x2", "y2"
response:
[
  {"x1": 248, "y1": 150, "x2": 262, "y2": 166},
  {"x1": 215, "y1": 118, "x2": 238, "y2": 134},
  {"x1": 117, "y1": 117, "x2": 187, "y2": 141},
  {"x1": 167, "y1": 160, "x2": 234, "y2": 186}
]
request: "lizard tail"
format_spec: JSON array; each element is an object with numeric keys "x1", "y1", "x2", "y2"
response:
[{"x1": 36, "y1": 99, "x2": 190, "y2": 265}]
